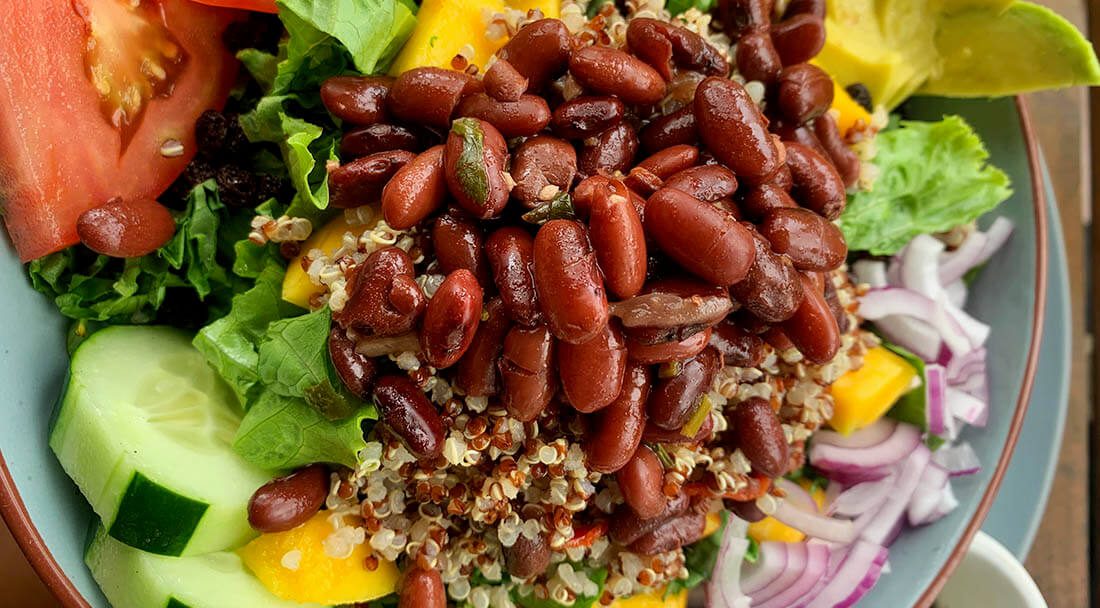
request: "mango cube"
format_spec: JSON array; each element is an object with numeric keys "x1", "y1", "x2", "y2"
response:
[{"x1": 828, "y1": 346, "x2": 919, "y2": 435}]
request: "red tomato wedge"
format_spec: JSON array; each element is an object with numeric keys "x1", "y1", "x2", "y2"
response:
[
  {"x1": 0, "y1": 0, "x2": 239, "y2": 261},
  {"x1": 190, "y1": 0, "x2": 278, "y2": 13}
]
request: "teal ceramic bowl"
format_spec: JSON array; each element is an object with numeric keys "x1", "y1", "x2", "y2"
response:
[{"x1": 0, "y1": 96, "x2": 1046, "y2": 608}]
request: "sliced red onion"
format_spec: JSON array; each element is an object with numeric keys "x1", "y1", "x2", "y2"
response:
[
  {"x1": 906, "y1": 463, "x2": 950, "y2": 526},
  {"x1": 746, "y1": 542, "x2": 804, "y2": 604},
  {"x1": 704, "y1": 514, "x2": 751, "y2": 608},
  {"x1": 814, "y1": 418, "x2": 898, "y2": 450},
  {"x1": 827, "y1": 474, "x2": 897, "y2": 518},
  {"x1": 939, "y1": 217, "x2": 1014, "y2": 284},
  {"x1": 925, "y1": 364, "x2": 948, "y2": 436},
  {"x1": 859, "y1": 288, "x2": 975, "y2": 358},
  {"x1": 804, "y1": 540, "x2": 890, "y2": 608},
  {"x1": 741, "y1": 542, "x2": 788, "y2": 595},
  {"x1": 946, "y1": 347, "x2": 987, "y2": 383},
  {"x1": 809, "y1": 422, "x2": 922, "y2": 478},
  {"x1": 752, "y1": 542, "x2": 830, "y2": 608},
  {"x1": 947, "y1": 386, "x2": 987, "y2": 427},
  {"x1": 852, "y1": 259, "x2": 888, "y2": 288},
  {"x1": 860, "y1": 444, "x2": 931, "y2": 545},
  {"x1": 945, "y1": 279, "x2": 968, "y2": 308},
  {"x1": 874, "y1": 315, "x2": 943, "y2": 362},
  {"x1": 774, "y1": 478, "x2": 820, "y2": 513},
  {"x1": 898, "y1": 234, "x2": 946, "y2": 298},
  {"x1": 769, "y1": 498, "x2": 858, "y2": 544},
  {"x1": 932, "y1": 442, "x2": 982, "y2": 476}
]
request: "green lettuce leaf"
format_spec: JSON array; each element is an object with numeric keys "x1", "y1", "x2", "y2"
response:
[
  {"x1": 838, "y1": 116, "x2": 1012, "y2": 255},
  {"x1": 665, "y1": 511, "x2": 727, "y2": 597},
  {"x1": 233, "y1": 390, "x2": 377, "y2": 471},
  {"x1": 667, "y1": 0, "x2": 717, "y2": 15}
]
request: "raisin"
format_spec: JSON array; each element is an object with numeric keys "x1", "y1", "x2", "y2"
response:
[
  {"x1": 215, "y1": 165, "x2": 259, "y2": 208},
  {"x1": 844, "y1": 83, "x2": 873, "y2": 113}
]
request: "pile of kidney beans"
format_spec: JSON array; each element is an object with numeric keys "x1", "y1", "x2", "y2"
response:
[{"x1": 308, "y1": 0, "x2": 856, "y2": 589}]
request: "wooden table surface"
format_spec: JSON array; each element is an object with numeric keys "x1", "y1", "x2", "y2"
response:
[{"x1": 0, "y1": 4, "x2": 1094, "y2": 606}]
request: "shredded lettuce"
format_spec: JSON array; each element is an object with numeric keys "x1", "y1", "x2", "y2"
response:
[{"x1": 838, "y1": 116, "x2": 1012, "y2": 255}]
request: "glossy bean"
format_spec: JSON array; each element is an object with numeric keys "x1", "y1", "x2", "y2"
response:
[
  {"x1": 320, "y1": 76, "x2": 392, "y2": 126},
  {"x1": 247, "y1": 464, "x2": 328, "y2": 533},
  {"x1": 510, "y1": 136, "x2": 578, "y2": 207},
  {"x1": 824, "y1": 277, "x2": 851, "y2": 334},
  {"x1": 558, "y1": 322, "x2": 628, "y2": 413},
  {"x1": 626, "y1": 18, "x2": 729, "y2": 81},
  {"x1": 623, "y1": 166, "x2": 664, "y2": 198},
  {"x1": 785, "y1": 141, "x2": 847, "y2": 220},
  {"x1": 503, "y1": 534, "x2": 552, "y2": 579},
  {"x1": 695, "y1": 77, "x2": 781, "y2": 184},
  {"x1": 569, "y1": 45, "x2": 667, "y2": 106},
  {"x1": 616, "y1": 446, "x2": 668, "y2": 519},
  {"x1": 726, "y1": 499, "x2": 767, "y2": 523},
  {"x1": 640, "y1": 105, "x2": 697, "y2": 154},
  {"x1": 454, "y1": 298, "x2": 510, "y2": 397},
  {"x1": 776, "y1": 63, "x2": 834, "y2": 125},
  {"x1": 499, "y1": 325, "x2": 558, "y2": 421},
  {"x1": 589, "y1": 181, "x2": 647, "y2": 299},
  {"x1": 781, "y1": 272, "x2": 840, "y2": 363},
  {"x1": 735, "y1": 30, "x2": 783, "y2": 84},
  {"x1": 329, "y1": 326, "x2": 378, "y2": 399},
  {"x1": 647, "y1": 346, "x2": 723, "y2": 430},
  {"x1": 455, "y1": 93, "x2": 551, "y2": 138},
  {"x1": 708, "y1": 321, "x2": 766, "y2": 367},
  {"x1": 729, "y1": 230, "x2": 805, "y2": 323},
  {"x1": 485, "y1": 227, "x2": 543, "y2": 326},
  {"x1": 612, "y1": 278, "x2": 732, "y2": 329},
  {"x1": 584, "y1": 364, "x2": 650, "y2": 473},
  {"x1": 771, "y1": 14, "x2": 826, "y2": 66},
  {"x1": 636, "y1": 145, "x2": 700, "y2": 179},
  {"x1": 498, "y1": 19, "x2": 573, "y2": 91},
  {"x1": 609, "y1": 493, "x2": 690, "y2": 545},
  {"x1": 444, "y1": 118, "x2": 511, "y2": 219},
  {"x1": 551, "y1": 96, "x2": 626, "y2": 139},
  {"x1": 740, "y1": 183, "x2": 798, "y2": 219},
  {"x1": 387, "y1": 67, "x2": 476, "y2": 128},
  {"x1": 645, "y1": 187, "x2": 756, "y2": 286},
  {"x1": 374, "y1": 375, "x2": 445, "y2": 459},
  {"x1": 381, "y1": 145, "x2": 447, "y2": 229},
  {"x1": 579, "y1": 122, "x2": 640, "y2": 178},
  {"x1": 641, "y1": 413, "x2": 713, "y2": 445},
  {"x1": 341, "y1": 247, "x2": 426, "y2": 336},
  {"x1": 763, "y1": 326, "x2": 797, "y2": 351},
  {"x1": 728, "y1": 397, "x2": 789, "y2": 478},
  {"x1": 766, "y1": 162, "x2": 794, "y2": 191},
  {"x1": 77, "y1": 198, "x2": 176, "y2": 258},
  {"x1": 784, "y1": 0, "x2": 826, "y2": 19},
  {"x1": 399, "y1": 568, "x2": 446, "y2": 608},
  {"x1": 772, "y1": 118, "x2": 828, "y2": 158},
  {"x1": 813, "y1": 113, "x2": 861, "y2": 188},
  {"x1": 484, "y1": 59, "x2": 528, "y2": 102},
  {"x1": 717, "y1": 0, "x2": 773, "y2": 35},
  {"x1": 341, "y1": 124, "x2": 424, "y2": 158},
  {"x1": 570, "y1": 175, "x2": 612, "y2": 218},
  {"x1": 432, "y1": 210, "x2": 490, "y2": 286},
  {"x1": 533, "y1": 220, "x2": 610, "y2": 343},
  {"x1": 663, "y1": 165, "x2": 738, "y2": 202},
  {"x1": 759, "y1": 207, "x2": 847, "y2": 271},
  {"x1": 330, "y1": 150, "x2": 416, "y2": 209},
  {"x1": 629, "y1": 509, "x2": 707, "y2": 555},
  {"x1": 627, "y1": 327, "x2": 712, "y2": 364},
  {"x1": 419, "y1": 270, "x2": 484, "y2": 369}
]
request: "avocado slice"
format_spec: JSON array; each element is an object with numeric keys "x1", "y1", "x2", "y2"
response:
[{"x1": 919, "y1": 2, "x2": 1100, "y2": 97}]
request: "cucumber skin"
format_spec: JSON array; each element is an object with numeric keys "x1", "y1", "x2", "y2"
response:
[{"x1": 107, "y1": 473, "x2": 209, "y2": 557}]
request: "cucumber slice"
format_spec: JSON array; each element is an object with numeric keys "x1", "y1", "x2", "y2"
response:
[
  {"x1": 50, "y1": 326, "x2": 271, "y2": 556},
  {"x1": 85, "y1": 525, "x2": 327, "y2": 608}
]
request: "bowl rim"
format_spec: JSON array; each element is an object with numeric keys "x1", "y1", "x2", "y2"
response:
[{"x1": 0, "y1": 96, "x2": 1049, "y2": 608}]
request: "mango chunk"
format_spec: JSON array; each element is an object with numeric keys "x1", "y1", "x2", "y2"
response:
[
  {"x1": 389, "y1": 0, "x2": 508, "y2": 75},
  {"x1": 702, "y1": 511, "x2": 722, "y2": 538},
  {"x1": 747, "y1": 484, "x2": 826, "y2": 544},
  {"x1": 828, "y1": 346, "x2": 918, "y2": 435},
  {"x1": 611, "y1": 588, "x2": 689, "y2": 608},
  {"x1": 239, "y1": 512, "x2": 399, "y2": 605},
  {"x1": 830, "y1": 79, "x2": 873, "y2": 137},
  {"x1": 282, "y1": 207, "x2": 380, "y2": 309}
]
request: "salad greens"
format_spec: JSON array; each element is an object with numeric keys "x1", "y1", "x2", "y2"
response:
[
  {"x1": 838, "y1": 116, "x2": 1012, "y2": 255},
  {"x1": 514, "y1": 567, "x2": 608, "y2": 608},
  {"x1": 665, "y1": 511, "x2": 728, "y2": 597}
]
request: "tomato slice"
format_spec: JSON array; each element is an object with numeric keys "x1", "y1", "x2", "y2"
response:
[
  {"x1": 0, "y1": 0, "x2": 239, "y2": 261},
  {"x1": 189, "y1": 0, "x2": 277, "y2": 13}
]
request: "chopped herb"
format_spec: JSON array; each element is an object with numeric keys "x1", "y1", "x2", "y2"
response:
[
  {"x1": 451, "y1": 118, "x2": 490, "y2": 205},
  {"x1": 522, "y1": 192, "x2": 576, "y2": 225}
]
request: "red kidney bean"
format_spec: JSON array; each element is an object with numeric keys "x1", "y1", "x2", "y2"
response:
[
  {"x1": 695, "y1": 77, "x2": 781, "y2": 184},
  {"x1": 717, "y1": 0, "x2": 773, "y2": 35},
  {"x1": 341, "y1": 124, "x2": 424, "y2": 158},
  {"x1": 534, "y1": 220, "x2": 610, "y2": 344},
  {"x1": 330, "y1": 150, "x2": 416, "y2": 209},
  {"x1": 558, "y1": 322, "x2": 628, "y2": 413},
  {"x1": 627, "y1": 18, "x2": 729, "y2": 81},
  {"x1": 771, "y1": 14, "x2": 826, "y2": 66},
  {"x1": 444, "y1": 118, "x2": 511, "y2": 219},
  {"x1": 773, "y1": 118, "x2": 828, "y2": 158},
  {"x1": 648, "y1": 346, "x2": 723, "y2": 430},
  {"x1": 455, "y1": 93, "x2": 551, "y2": 138},
  {"x1": 419, "y1": 270, "x2": 483, "y2": 369},
  {"x1": 629, "y1": 509, "x2": 707, "y2": 555},
  {"x1": 736, "y1": 30, "x2": 783, "y2": 84},
  {"x1": 759, "y1": 207, "x2": 847, "y2": 271},
  {"x1": 382, "y1": 145, "x2": 447, "y2": 230},
  {"x1": 432, "y1": 210, "x2": 490, "y2": 286},
  {"x1": 77, "y1": 198, "x2": 175, "y2": 258},
  {"x1": 321, "y1": 76, "x2": 392, "y2": 126},
  {"x1": 813, "y1": 113, "x2": 861, "y2": 188},
  {"x1": 589, "y1": 181, "x2": 647, "y2": 299},
  {"x1": 784, "y1": 0, "x2": 826, "y2": 19},
  {"x1": 609, "y1": 492, "x2": 690, "y2": 546},
  {"x1": 731, "y1": 308, "x2": 771, "y2": 334},
  {"x1": 569, "y1": 45, "x2": 667, "y2": 106},
  {"x1": 247, "y1": 464, "x2": 328, "y2": 533},
  {"x1": 776, "y1": 63, "x2": 834, "y2": 125},
  {"x1": 766, "y1": 162, "x2": 795, "y2": 191},
  {"x1": 627, "y1": 327, "x2": 712, "y2": 364},
  {"x1": 804, "y1": 269, "x2": 825, "y2": 294},
  {"x1": 663, "y1": 165, "x2": 738, "y2": 202},
  {"x1": 824, "y1": 277, "x2": 851, "y2": 334},
  {"x1": 499, "y1": 325, "x2": 558, "y2": 421},
  {"x1": 329, "y1": 326, "x2": 378, "y2": 399},
  {"x1": 374, "y1": 375, "x2": 445, "y2": 459},
  {"x1": 636, "y1": 144, "x2": 699, "y2": 179},
  {"x1": 726, "y1": 498, "x2": 767, "y2": 523},
  {"x1": 484, "y1": 59, "x2": 528, "y2": 102},
  {"x1": 399, "y1": 567, "x2": 446, "y2": 608},
  {"x1": 616, "y1": 446, "x2": 668, "y2": 519},
  {"x1": 341, "y1": 247, "x2": 426, "y2": 336},
  {"x1": 486, "y1": 227, "x2": 543, "y2": 326},
  {"x1": 642, "y1": 413, "x2": 714, "y2": 445},
  {"x1": 729, "y1": 229, "x2": 805, "y2": 323},
  {"x1": 728, "y1": 397, "x2": 789, "y2": 478},
  {"x1": 645, "y1": 187, "x2": 756, "y2": 286},
  {"x1": 740, "y1": 183, "x2": 798, "y2": 219},
  {"x1": 498, "y1": 19, "x2": 573, "y2": 92},
  {"x1": 623, "y1": 166, "x2": 664, "y2": 198},
  {"x1": 614, "y1": 278, "x2": 732, "y2": 329},
  {"x1": 785, "y1": 141, "x2": 847, "y2": 220},
  {"x1": 388, "y1": 67, "x2": 476, "y2": 128},
  {"x1": 551, "y1": 96, "x2": 626, "y2": 140},
  {"x1": 640, "y1": 105, "x2": 697, "y2": 154},
  {"x1": 503, "y1": 534, "x2": 552, "y2": 579},
  {"x1": 781, "y1": 272, "x2": 840, "y2": 363},
  {"x1": 763, "y1": 326, "x2": 796, "y2": 351},
  {"x1": 510, "y1": 136, "x2": 578, "y2": 207},
  {"x1": 584, "y1": 363, "x2": 650, "y2": 473},
  {"x1": 455, "y1": 298, "x2": 510, "y2": 397},
  {"x1": 579, "y1": 122, "x2": 640, "y2": 178},
  {"x1": 709, "y1": 321, "x2": 766, "y2": 367},
  {"x1": 570, "y1": 175, "x2": 611, "y2": 218}
]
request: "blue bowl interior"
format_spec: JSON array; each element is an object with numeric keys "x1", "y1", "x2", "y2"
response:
[{"x1": 0, "y1": 96, "x2": 1040, "y2": 608}]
